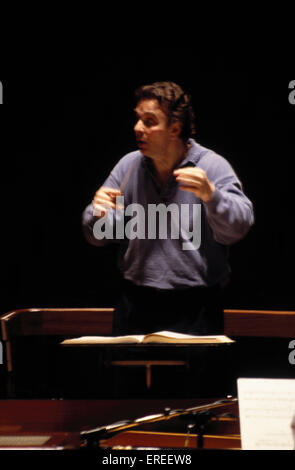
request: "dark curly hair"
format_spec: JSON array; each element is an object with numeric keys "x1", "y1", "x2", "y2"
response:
[{"x1": 134, "y1": 81, "x2": 196, "y2": 143}]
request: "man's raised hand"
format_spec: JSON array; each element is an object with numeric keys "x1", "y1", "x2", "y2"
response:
[
  {"x1": 92, "y1": 187, "x2": 123, "y2": 218},
  {"x1": 173, "y1": 167, "x2": 215, "y2": 202}
]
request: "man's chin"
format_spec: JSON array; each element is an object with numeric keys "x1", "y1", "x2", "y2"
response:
[{"x1": 137, "y1": 145, "x2": 160, "y2": 161}]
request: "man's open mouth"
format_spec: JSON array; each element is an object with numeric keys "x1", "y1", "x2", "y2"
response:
[{"x1": 137, "y1": 140, "x2": 146, "y2": 148}]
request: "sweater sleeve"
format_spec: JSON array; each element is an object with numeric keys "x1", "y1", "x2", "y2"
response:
[
  {"x1": 81, "y1": 152, "x2": 139, "y2": 247},
  {"x1": 81, "y1": 165, "x2": 122, "y2": 247},
  {"x1": 82, "y1": 203, "x2": 116, "y2": 247},
  {"x1": 203, "y1": 154, "x2": 254, "y2": 245}
]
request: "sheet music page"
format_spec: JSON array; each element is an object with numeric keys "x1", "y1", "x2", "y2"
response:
[{"x1": 238, "y1": 378, "x2": 295, "y2": 450}]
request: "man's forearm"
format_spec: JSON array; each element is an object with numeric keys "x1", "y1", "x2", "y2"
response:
[
  {"x1": 204, "y1": 187, "x2": 254, "y2": 245},
  {"x1": 82, "y1": 204, "x2": 114, "y2": 247}
]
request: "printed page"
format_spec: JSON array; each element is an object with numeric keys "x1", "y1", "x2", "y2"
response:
[
  {"x1": 238, "y1": 378, "x2": 295, "y2": 450},
  {"x1": 61, "y1": 335, "x2": 145, "y2": 345},
  {"x1": 144, "y1": 330, "x2": 234, "y2": 343}
]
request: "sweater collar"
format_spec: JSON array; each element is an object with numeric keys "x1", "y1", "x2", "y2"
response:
[{"x1": 142, "y1": 138, "x2": 202, "y2": 171}]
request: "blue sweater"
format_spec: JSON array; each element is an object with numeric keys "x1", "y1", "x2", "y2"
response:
[{"x1": 82, "y1": 139, "x2": 254, "y2": 290}]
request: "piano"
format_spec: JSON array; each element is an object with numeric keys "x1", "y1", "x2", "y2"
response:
[
  {"x1": 0, "y1": 398, "x2": 241, "y2": 450},
  {"x1": 1, "y1": 307, "x2": 295, "y2": 450}
]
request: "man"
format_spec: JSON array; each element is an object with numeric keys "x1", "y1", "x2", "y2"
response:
[{"x1": 82, "y1": 81, "x2": 254, "y2": 336}]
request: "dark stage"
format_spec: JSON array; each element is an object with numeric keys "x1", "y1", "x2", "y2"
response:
[
  {"x1": 1, "y1": 49, "x2": 295, "y2": 313},
  {"x1": 0, "y1": 48, "x2": 295, "y2": 453}
]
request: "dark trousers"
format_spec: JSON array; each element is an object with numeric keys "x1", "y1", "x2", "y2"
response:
[
  {"x1": 110, "y1": 280, "x2": 232, "y2": 398},
  {"x1": 113, "y1": 279, "x2": 224, "y2": 336}
]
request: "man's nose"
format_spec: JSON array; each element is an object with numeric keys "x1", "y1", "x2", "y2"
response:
[{"x1": 134, "y1": 119, "x2": 144, "y2": 134}]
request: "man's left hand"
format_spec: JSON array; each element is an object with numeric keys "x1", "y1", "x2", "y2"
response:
[{"x1": 173, "y1": 167, "x2": 215, "y2": 202}]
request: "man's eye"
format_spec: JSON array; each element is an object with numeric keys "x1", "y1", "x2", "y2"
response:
[{"x1": 144, "y1": 118, "x2": 155, "y2": 127}]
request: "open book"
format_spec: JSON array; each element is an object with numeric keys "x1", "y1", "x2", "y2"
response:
[{"x1": 61, "y1": 330, "x2": 234, "y2": 345}]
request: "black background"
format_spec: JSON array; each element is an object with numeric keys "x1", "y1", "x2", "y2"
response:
[{"x1": 1, "y1": 46, "x2": 295, "y2": 316}]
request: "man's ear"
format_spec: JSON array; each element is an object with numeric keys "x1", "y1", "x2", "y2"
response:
[{"x1": 169, "y1": 121, "x2": 182, "y2": 139}]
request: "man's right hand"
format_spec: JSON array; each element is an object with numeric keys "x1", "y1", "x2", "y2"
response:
[{"x1": 92, "y1": 187, "x2": 123, "y2": 218}]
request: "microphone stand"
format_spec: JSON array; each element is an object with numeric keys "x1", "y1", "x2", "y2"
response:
[
  {"x1": 80, "y1": 397, "x2": 238, "y2": 449},
  {"x1": 183, "y1": 409, "x2": 216, "y2": 449}
]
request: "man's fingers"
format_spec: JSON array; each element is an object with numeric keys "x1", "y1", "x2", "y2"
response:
[
  {"x1": 174, "y1": 168, "x2": 205, "y2": 179},
  {"x1": 175, "y1": 175, "x2": 202, "y2": 187},
  {"x1": 94, "y1": 187, "x2": 122, "y2": 198},
  {"x1": 92, "y1": 204, "x2": 107, "y2": 217},
  {"x1": 94, "y1": 201, "x2": 117, "y2": 211},
  {"x1": 93, "y1": 195, "x2": 124, "y2": 209},
  {"x1": 93, "y1": 187, "x2": 123, "y2": 207},
  {"x1": 102, "y1": 187, "x2": 123, "y2": 197},
  {"x1": 93, "y1": 194, "x2": 117, "y2": 205},
  {"x1": 174, "y1": 168, "x2": 198, "y2": 175},
  {"x1": 178, "y1": 185, "x2": 198, "y2": 194},
  {"x1": 92, "y1": 187, "x2": 124, "y2": 217}
]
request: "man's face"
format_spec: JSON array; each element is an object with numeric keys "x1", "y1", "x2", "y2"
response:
[{"x1": 134, "y1": 99, "x2": 173, "y2": 160}]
